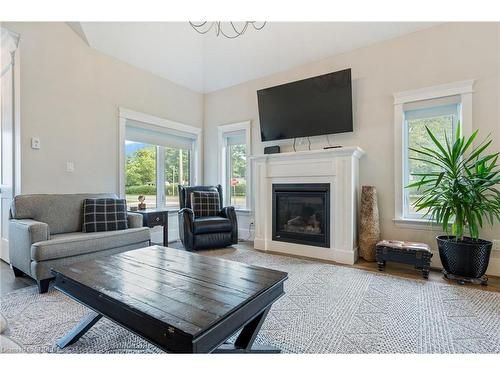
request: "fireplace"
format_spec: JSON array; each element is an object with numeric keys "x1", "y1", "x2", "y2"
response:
[{"x1": 272, "y1": 183, "x2": 330, "y2": 248}]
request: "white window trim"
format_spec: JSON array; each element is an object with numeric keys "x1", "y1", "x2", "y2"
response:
[
  {"x1": 217, "y1": 121, "x2": 251, "y2": 210},
  {"x1": 393, "y1": 80, "x2": 474, "y2": 228},
  {"x1": 118, "y1": 107, "x2": 202, "y2": 208}
]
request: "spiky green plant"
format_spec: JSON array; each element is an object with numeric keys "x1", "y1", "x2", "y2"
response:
[{"x1": 406, "y1": 125, "x2": 500, "y2": 241}]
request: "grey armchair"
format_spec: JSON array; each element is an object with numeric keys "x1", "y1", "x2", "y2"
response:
[
  {"x1": 178, "y1": 185, "x2": 238, "y2": 251},
  {"x1": 9, "y1": 193, "x2": 151, "y2": 293}
]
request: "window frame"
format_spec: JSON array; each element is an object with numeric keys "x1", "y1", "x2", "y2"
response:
[
  {"x1": 402, "y1": 105, "x2": 460, "y2": 220},
  {"x1": 118, "y1": 108, "x2": 202, "y2": 209},
  {"x1": 393, "y1": 80, "x2": 474, "y2": 229},
  {"x1": 217, "y1": 121, "x2": 252, "y2": 210}
]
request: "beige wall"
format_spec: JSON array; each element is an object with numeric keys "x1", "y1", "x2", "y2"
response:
[
  {"x1": 203, "y1": 23, "x2": 500, "y2": 250},
  {"x1": 4, "y1": 22, "x2": 500, "y2": 257},
  {"x1": 6, "y1": 22, "x2": 204, "y2": 195}
]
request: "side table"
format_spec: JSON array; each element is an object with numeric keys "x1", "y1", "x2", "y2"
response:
[{"x1": 129, "y1": 209, "x2": 169, "y2": 246}]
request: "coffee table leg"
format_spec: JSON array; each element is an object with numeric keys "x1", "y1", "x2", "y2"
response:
[
  {"x1": 213, "y1": 306, "x2": 280, "y2": 353},
  {"x1": 163, "y1": 224, "x2": 168, "y2": 246},
  {"x1": 57, "y1": 311, "x2": 102, "y2": 349}
]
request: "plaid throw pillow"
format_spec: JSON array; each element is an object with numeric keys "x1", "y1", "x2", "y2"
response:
[
  {"x1": 82, "y1": 198, "x2": 128, "y2": 233},
  {"x1": 190, "y1": 191, "x2": 220, "y2": 217}
]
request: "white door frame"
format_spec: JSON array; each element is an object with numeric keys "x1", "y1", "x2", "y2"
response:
[{"x1": 0, "y1": 26, "x2": 21, "y2": 263}]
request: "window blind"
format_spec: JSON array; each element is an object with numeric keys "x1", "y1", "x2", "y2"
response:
[
  {"x1": 224, "y1": 130, "x2": 246, "y2": 146},
  {"x1": 404, "y1": 103, "x2": 460, "y2": 121},
  {"x1": 125, "y1": 119, "x2": 195, "y2": 149},
  {"x1": 403, "y1": 94, "x2": 461, "y2": 112}
]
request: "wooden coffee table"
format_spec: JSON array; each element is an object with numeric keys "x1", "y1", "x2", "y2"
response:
[{"x1": 51, "y1": 246, "x2": 288, "y2": 353}]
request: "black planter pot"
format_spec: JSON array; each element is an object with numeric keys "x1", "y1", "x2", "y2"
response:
[{"x1": 436, "y1": 235, "x2": 492, "y2": 279}]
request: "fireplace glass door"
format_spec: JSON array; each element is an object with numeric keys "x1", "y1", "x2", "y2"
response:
[{"x1": 272, "y1": 183, "x2": 330, "y2": 248}]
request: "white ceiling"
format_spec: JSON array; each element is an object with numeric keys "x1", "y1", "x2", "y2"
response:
[{"x1": 78, "y1": 22, "x2": 439, "y2": 93}]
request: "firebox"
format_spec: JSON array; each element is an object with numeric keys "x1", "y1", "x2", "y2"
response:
[{"x1": 272, "y1": 183, "x2": 330, "y2": 248}]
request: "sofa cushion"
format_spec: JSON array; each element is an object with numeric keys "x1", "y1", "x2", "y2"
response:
[
  {"x1": 30, "y1": 227, "x2": 150, "y2": 262},
  {"x1": 193, "y1": 217, "x2": 232, "y2": 235},
  {"x1": 10, "y1": 193, "x2": 118, "y2": 235},
  {"x1": 190, "y1": 191, "x2": 221, "y2": 217},
  {"x1": 82, "y1": 198, "x2": 128, "y2": 232}
]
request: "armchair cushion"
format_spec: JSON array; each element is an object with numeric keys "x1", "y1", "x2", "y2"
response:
[
  {"x1": 190, "y1": 191, "x2": 221, "y2": 217},
  {"x1": 82, "y1": 198, "x2": 128, "y2": 232},
  {"x1": 193, "y1": 217, "x2": 233, "y2": 235},
  {"x1": 30, "y1": 227, "x2": 150, "y2": 262}
]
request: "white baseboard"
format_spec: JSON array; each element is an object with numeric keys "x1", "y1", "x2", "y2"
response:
[
  {"x1": 253, "y1": 236, "x2": 357, "y2": 265},
  {"x1": 238, "y1": 227, "x2": 255, "y2": 241}
]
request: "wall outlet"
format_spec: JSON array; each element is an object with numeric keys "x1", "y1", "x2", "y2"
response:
[
  {"x1": 493, "y1": 240, "x2": 500, "y2": 251},
  {"x1": 66, "y1": 161, "x2": 75, "y2": 173}
]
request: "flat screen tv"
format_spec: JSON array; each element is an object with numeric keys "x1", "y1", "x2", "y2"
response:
[{"x1": 257, "y1": 68, "x2": 353, "y2": 142}]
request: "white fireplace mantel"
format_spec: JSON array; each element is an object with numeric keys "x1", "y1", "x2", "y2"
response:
[{"x1": 250, "y1": 146, "x2": 365, "y2": 264}]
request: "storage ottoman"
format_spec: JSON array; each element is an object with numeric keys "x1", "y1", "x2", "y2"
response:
[{"x1": 376, "y1": 240, "x2": 433, "y2": 279}]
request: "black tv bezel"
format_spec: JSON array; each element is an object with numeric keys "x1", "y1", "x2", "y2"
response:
[{"x1": 257, "y1": 68, "x2": 353, "y2": 142}]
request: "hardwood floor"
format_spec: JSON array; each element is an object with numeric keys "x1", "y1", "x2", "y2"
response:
[
  {"x1": 2, "y1": 240, "x2": 499, "y2": 296},
  {"x1": 0, "y1": 260, "x2": 35, "y2": 296},
  {"x1": 353, "y1": 257, "x2": 500, "y2": 292}
]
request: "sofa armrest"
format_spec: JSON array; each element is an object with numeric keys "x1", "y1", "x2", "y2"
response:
[
  {"x1": 127, "y1": 212, "x2": 144, "y2": 228},
  {"x1": 220, "y1": 206, "x2": 238, "y2": 244},
  {"x1": 178, "y1": 208, "x2": 194, "y2": 250},
  {"x1": 9, "y1": 219, "x2": 50, "y2": 276}
]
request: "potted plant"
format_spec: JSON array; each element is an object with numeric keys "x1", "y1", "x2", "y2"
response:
[{"x1": 407, "y1": 125, "x2": 499, "y2": 284}]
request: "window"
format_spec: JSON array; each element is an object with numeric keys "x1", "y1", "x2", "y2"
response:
[
  {"x1": 120, "y1": 109, "x2": 201, "y2": 210},
  {"x1": 403, "y1": 103, "x2": 460, "y2": 218},
  {"x1": 227, "y1": 140, "x2": 246, "y2": 208},
  {"x1": 125, "y1": 141, "x2": 158, "y2": 208},
  {"x1": 164, "y1": 147, "x2": 191, "y2": 206},
  {"x1": 218, "y1": 122, "x2": 251, "y2": 210},
  {"x1": 393, "y1": 80, "x2": 474, "y2": 226}
]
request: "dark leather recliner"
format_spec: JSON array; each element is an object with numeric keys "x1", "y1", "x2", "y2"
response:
[{"x1": 178, "y1": 185, "x2": 238, "y2": 251}]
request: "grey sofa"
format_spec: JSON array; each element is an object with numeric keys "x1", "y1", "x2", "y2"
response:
[{"x1": 9, "y1": 193, "x2": 151, "y2": 293}]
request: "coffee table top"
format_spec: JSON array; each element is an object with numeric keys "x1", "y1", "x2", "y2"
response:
[{"x1": 52, "y1": 246, "x2": 288, "y2": 338}]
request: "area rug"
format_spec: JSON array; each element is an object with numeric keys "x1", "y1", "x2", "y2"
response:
[{"x1": 1, "y1": 246, "x2": 499, "y2": 353}]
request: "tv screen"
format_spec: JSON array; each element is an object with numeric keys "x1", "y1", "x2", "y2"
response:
[{"x1": 257, "y1": 69, "x2": 353, "y2": 142}]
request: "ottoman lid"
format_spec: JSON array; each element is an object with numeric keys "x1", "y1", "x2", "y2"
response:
[{"x1": 377, "y1": 240, "x2": 431, "y2": 252}]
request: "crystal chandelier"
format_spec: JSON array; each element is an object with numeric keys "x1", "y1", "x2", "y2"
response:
[{"x1": 189, "y1": 21, "x2": 266, "y2": 39}]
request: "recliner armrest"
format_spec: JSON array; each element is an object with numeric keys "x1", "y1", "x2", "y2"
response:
[
  {"x1": 178, "y1": 208, "x2": 195, "y2": 250},
  {"x1": 179, "y1": 207, "x2": 194, "y2": 222},
  {"x1": 127, "y1": 212, "x2": 143, "y2": 228},
  {"x1": 9, "y1": 219, "x2": 50, "y2": 276},
  {"x1": 219, "y1": 206, "x2": 238, "y2": 244}
]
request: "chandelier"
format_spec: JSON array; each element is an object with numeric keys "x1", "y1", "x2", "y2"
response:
[{"x1": 189, "y1": 21, "x2": 266, "y2": 39}]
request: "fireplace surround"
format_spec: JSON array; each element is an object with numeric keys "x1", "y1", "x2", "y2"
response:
[
  {"x1": 251, "y1": 146, "x2": 364, "y2": 264},
  {"x1": 272, "y1": 183, "x2": 330, "y2": 248}
]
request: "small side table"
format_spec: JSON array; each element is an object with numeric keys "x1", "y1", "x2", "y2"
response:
[{"x1": 129, "y1": 209, "x2": 169, "y2": 246}]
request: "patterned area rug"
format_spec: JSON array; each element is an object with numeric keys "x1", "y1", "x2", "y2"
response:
[{"x1": 1, "y1": 245, "x2": 499, "y2": 353}]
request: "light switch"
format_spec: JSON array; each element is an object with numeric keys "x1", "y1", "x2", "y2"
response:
[
  {"x1": 31, "y1": 137, "x2": 41, "y2": 149},
  {"x1": 66, "y1": 161, "x2": 75, "y2": 172}
]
